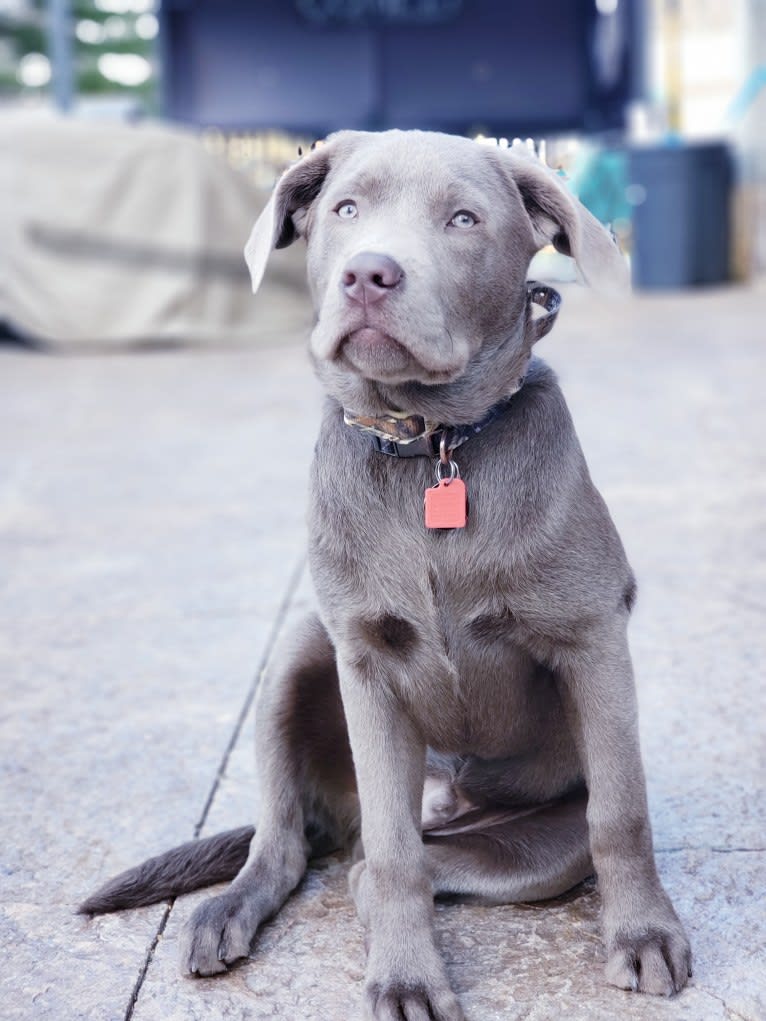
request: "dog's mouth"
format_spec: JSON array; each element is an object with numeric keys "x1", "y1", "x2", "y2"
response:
[
  {"x1": 336, "y1": 326, "x2": 464, "y2": 385},
  {"x1": 339, "y1": 326, "x2": 415, "y2": 380}
]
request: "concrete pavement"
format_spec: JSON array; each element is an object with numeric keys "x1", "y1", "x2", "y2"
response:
[{"x1": 1, "y1": 278, "x2": 764, "y2": 1020}]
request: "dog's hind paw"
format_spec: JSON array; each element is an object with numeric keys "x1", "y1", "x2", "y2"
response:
[{"x1": 179, "y1": 891, "x2": 259, "y2": 977}]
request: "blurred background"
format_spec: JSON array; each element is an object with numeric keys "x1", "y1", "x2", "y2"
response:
[
  {"x1": 1, "y1": 0, "x2": 765, "y2": 346},
  {"x1": 2, "y1": 11, "x2": 765, "y2": 1018}
]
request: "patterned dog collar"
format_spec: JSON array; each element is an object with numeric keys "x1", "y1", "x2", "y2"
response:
[{"x1": 343, "y1": 281, "x2": 561, "y2": 459}]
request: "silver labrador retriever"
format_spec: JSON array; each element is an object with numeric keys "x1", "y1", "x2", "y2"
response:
[{"x1": 81, "y1": 130, "x2": 692, "y2": 1018}]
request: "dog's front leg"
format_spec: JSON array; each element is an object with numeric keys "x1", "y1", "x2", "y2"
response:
[
  {"x1": 559, "y1": 620, "x2": 692, "y2": 996},
  {"x1": 339, "y1": 652, "x2": 465, "y2": 1021}
]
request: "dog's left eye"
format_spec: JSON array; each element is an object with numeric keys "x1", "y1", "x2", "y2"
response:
[
  {"x1": 336, "y1": 201, "x2": 358, "y2": 219},
  {"x1": 449, "y1": 210, "x2": 478, "y2": 228}
]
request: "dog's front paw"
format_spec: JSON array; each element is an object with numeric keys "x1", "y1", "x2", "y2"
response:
[
  {"x1": 604, "y1": 918, "x2": 692, "y2": 996},
  {"x1": 179, "y1": 891, "x2": 260, "y2": 977},
  {"x1": 366, "y1": 977, "x2": 465, "y2": 1021},
  {"x1": 364, "y1": 933, "x2": 465, "y2": 1021}
]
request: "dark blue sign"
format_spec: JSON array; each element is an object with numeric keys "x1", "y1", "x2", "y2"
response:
[
  {"x1": 294, "y1": 0, "x2": 464, "y2": 24},
  {"x1": 160, "y1": 0, "x2": 639, "y2": 136}
]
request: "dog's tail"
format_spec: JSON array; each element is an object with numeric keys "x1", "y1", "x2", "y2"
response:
[{"x1": 77, "y1": 825, "x2": 255, "y2": 916}]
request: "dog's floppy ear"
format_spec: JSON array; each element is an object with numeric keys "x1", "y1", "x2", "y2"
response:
[
  {"x1": 499, "y1": 149, "x2": 629, "y2": 293},
  {"x1": 244, "y1": 144, "x2": 332, "y2": 293}
]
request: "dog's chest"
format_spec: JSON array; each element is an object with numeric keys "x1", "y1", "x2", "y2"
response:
[
  {"x1": 308, "y1": 436, "x2": 550, "y2": 755},
  {"x1": 309, "y1": 435, "x2": 510, "y2": 609}
]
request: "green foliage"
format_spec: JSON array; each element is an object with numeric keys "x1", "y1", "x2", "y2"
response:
[{"x1": 2, "y1": 0, "x2": 157, "y2": 106}]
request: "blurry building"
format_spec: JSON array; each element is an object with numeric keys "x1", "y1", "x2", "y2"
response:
[{"x1": 158, "y1": 0, "x2": 640, "y2": 139}]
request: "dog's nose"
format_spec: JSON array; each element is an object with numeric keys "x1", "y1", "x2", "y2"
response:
[{"x1": 342, "y1": 252, "x2": 404, "y2": 305}]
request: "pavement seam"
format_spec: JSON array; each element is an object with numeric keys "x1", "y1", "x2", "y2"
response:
[
  {"x1": 693, "y1": 985, "x2": 752, "y2": 1021},
  {"x1": 122, "y1": 553, "x2": 306, "y2": 1021},
  {"x1": 123, "y1": 903, "x2": 171, "y2": 1021},
  {"x1": 193, "y1": 552, "x2": 307, "y2": 838}
]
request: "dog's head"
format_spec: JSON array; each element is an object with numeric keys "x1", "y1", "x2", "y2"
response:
[{"x1": 245, "y1": 130, "x2": 627, "y2": 418}]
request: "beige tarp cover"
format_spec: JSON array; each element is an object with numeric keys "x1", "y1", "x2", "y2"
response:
[{"x1": 0, "y1": 112, "x2": 308, "y2": 347}]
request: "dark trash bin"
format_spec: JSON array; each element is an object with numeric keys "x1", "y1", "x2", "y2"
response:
[{"x1": 628, "y1": 141, "x2": 733, "y2": 289}]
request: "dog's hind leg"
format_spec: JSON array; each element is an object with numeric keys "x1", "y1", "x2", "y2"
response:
[
  {"x1": 350, "y1": 786, "x2": 591, "y2": 912},
  {"x1": 422, "y1": 786, "x2": 592, "y2": 904},
  {"x1": 180, "y1": 613, "x2": 357, "y2": 976}
]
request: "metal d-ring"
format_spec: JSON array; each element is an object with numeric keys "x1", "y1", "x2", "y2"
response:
[
  {"x1": 435, "y1": 458, "x2": 460, "y2": 484},
  {"x1": 439, "y1": 432, "x2": 451, "y2": 465},
  {"x1": 436, "y1": 431, "x2": 459, "y2": 483}
]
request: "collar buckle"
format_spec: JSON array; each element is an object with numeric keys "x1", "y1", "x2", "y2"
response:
[{"x1": 370, "y1": 431, "x2": 441, "y2": 458}]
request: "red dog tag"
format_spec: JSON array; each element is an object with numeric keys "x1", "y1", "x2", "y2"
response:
[{"x1": 424, "y1": 478, "x2": 468, "y2": 529}]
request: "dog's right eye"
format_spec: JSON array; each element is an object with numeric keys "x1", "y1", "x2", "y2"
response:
[
  {"x1": 449, "y1": 210, "x2": 478, "y2": 228},
  {"x1": 335, "y1": 201, "x2": 358, "y2": 219}
]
